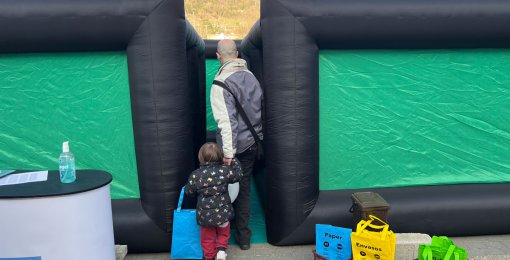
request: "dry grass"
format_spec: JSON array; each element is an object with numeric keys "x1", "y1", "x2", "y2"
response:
[{"x1": 185, "y1": 0, "x2": 260, "y2": 39}]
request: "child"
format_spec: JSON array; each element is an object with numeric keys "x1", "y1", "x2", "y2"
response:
[{"x1": 185, "y1": 142, "x2": 243, "y2": 260}]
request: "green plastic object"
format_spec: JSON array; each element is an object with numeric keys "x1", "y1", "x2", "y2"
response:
[
  {"x1": 319, "y1": 50, "x2": 510, "y2": 190},
  {"x1": 418, "y1": 236, "x2": 468, "y2": 260},
  {"x1": 206, "y1": 59, "x2": 221, "y2": 131},
  {"x1": 0, "y1": 52, "x2": 139, "y2": 199}
]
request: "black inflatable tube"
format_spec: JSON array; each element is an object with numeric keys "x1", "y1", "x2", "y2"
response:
[
  {"x1": 272, "y1": 0, "x2": 510, "y2": 49},
  {"x1": 240, "y1": 20, "x2": 262, "y2": 59},
  {"x1": 240, "y1": 20, "x2": 264, "y2": 84},
  {"x1": 186, "y1": 20, "x2": 205, "y2": 55},
  {"x1": 0, "y1": 0, "x2": 204, "y2": 252},
  {"x1": 187, "y1": 40, "x2": 207, "y2": 184},
  {"x1": 112, "y1": 199, "x2": 171, "y2": 252},
  {"x1": 276, "y1": 184, "x2": 510, "y2": 245},
  {"x1": 204, "y1": 40, "x2": 219, "y2": 58},
  {"x1": 258, "y1": 0, "x2": 510, "y2": 246}
]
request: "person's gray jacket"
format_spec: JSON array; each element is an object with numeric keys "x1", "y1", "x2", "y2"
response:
[{"x1": 211, "y1": 58, "x2": 263, "y2": 158}]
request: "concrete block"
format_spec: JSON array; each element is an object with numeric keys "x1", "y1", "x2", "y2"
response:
[
  {"x1": 469, "y1": 256, "x2": 510, "y2": 260},
  {"x1": 395, "y1": 233, "x2": 432, "y2": 260},
  {"x1": 116, "y1": 245, "x2": 128, "y2": 260}
]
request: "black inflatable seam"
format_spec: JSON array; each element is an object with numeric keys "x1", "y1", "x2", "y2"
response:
[
  {"x1": 292, "y1": 17, "x2": 300, "y2": 226},
  {"x1": 126, "y1": 0, "x2": 165, "y2": 46},
  {"x1": 145, "y1": 12, "x2": 165, "y2": 209}
]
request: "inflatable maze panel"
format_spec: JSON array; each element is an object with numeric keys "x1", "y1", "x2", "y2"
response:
[{"x1": 258, "y1": 0, "x2": 510, "y2": 246}]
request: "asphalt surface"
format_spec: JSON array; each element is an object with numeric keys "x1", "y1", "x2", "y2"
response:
[{"x1": 123, "y1": 234, "x2": 510, "y2": 260}]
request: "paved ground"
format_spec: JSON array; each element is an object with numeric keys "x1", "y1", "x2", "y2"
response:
[{"x1": 124, "y1": 234, "x2": 510, "y2": 260}]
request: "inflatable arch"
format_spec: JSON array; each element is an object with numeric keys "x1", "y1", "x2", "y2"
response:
[
  {"x1": 0, "y1": 0, "x2": 205, "y2": 252},
  {"x1": 243, "y1": 0, "x2": 510, "y2": 246}
]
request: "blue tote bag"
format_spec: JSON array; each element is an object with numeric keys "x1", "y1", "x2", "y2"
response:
[
  {"x1": 170, "y1": 187, "x2": 203, "y2": 259},
  {"x1": 316, "y1": 224, "x2": 352, "y2": 260}
]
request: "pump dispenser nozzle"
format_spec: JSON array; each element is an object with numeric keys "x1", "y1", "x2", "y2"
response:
[{"x1": 62, "y1": 141, "x2": 69, "y2": 153}]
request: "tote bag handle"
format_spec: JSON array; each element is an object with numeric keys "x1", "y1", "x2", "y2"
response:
[
  {"x1": 177, "y1": 187, "x2": 185, "y2": 212},
  {"x1": 356, "y1": 215, "x2": 390, "y2": 240}
]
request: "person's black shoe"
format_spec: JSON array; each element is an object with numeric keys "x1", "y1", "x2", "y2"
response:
[
  {"x1": 239, "y1": 243, "x2": 250, "y2": 250},
  {"x1": 235, "y1": 236, "x2": 251, "y2": 250}
]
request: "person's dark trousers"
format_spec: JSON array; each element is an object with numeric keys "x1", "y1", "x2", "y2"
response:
[{"x1": 234, "y1": 143, "x2": 257, "y2": 246}]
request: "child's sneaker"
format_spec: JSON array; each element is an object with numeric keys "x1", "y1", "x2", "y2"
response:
[{"x1": 216, "y1": 250, "x2": 227, "y2": 260}]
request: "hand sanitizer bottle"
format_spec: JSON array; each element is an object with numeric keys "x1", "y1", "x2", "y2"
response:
[{"x1": 59, "y1": 141, "x2": 76, "y2": 183}]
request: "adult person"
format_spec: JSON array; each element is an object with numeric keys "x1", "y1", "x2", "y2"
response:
[{"x1": 210, "y1": 39, "x2": 263, "y2": 250}]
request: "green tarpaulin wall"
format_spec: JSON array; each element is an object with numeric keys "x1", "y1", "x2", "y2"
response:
[
  {"x1": 0, "y1": 52, "x2": 139, "y2": 199},
  {"x1": 206, "y1": 59, "x2": 221, "y2": 131},
  {"x1": 319, "y1": 49, "x2": 510, "y2": 190}
]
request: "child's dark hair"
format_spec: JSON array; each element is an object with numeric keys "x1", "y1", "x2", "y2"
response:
[{"x1": 198, "y1": 142, "x2": 224, "y2": 164}]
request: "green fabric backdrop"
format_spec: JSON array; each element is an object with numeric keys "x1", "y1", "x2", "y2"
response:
[
  {"x1": 206, "y1": 59, "x2": 221, "y2": 131},
  {"x1": 319, "y1": 49, "x2": 510, "y2": 190},
  {"x1": 0, "y1": 52, "x2": 139, "y2": 199}
]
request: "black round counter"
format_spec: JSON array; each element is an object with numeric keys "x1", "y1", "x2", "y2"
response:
[{"x1": 0, "y1": 170, "x2": 112, "y2": 198}]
